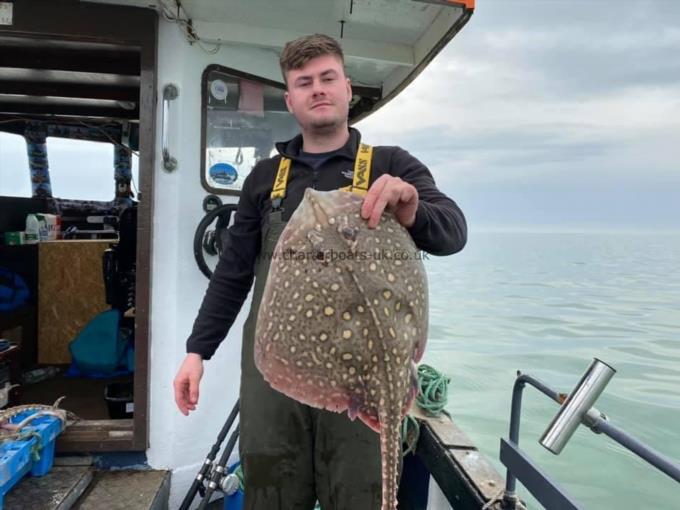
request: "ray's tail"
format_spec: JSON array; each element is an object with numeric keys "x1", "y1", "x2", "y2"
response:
[{"x1": 378, "y1": 403, "x2": 403, "y2": 510}]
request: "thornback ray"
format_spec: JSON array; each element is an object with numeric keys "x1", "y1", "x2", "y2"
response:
[{"x1": 255, "y1": 188, "x2": 428, "y2": 510}]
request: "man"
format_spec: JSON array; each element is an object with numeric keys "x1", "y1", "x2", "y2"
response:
[{"x1": 174, "y1": 34, "x2": 466, "y2": 509}]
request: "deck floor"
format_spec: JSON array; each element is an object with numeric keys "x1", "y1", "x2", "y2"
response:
[{"x1": 4, "y1": 457, "x2": 171, "y2": 510}]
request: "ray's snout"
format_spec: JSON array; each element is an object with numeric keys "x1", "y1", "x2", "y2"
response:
[
  {"x1": 303, "y1": 189, "x2": 361, "y2": 227},
  {"x1": 304, "y1": 188, "x2": 334, "y2": 225}
]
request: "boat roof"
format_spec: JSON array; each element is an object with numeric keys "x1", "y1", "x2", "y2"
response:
[
  {"x1": 0, "y1": 1, "x2": 474, "y2": 125},
  {"x1": 146, "y1": 0, "x2": 475, "y2": 120}
]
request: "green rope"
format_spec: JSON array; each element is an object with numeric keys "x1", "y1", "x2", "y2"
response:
[
  {"x1": 415, "y1": 364, "x2": 451, "y2": 417},
  {"x1": 233, "y1": 463, "x2": 245, "y2": 491},
  {"x1": 401, "y1": 414, "x2": 420, "y2": 457},
  {"x1": 400, "y1": 363, "x2": 451, "y2": 456}
]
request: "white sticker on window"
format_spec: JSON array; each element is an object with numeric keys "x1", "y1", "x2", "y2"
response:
[
  {"x1": 0, "y1": 3, "x2": 13, "y2": 26},
  {"x1": 210, "y1": 79, "x2": 228, "y2": 102},
  {"x1": 125, "y1": 402, "x2": 134, "y2": 413}
]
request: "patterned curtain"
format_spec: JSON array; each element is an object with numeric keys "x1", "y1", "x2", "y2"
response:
[
  {"x1": 24, "y1": 124, "x2": 52, "y2": 198},
  {"x1": 114, "y1": 144, "x2": 134, "y2": 203}
]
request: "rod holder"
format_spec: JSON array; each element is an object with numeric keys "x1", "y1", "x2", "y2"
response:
[
  {"x1": 162, "y1": 83, "x2": 179, "y2": 172},
  {"x1": 540, "y1": 358, "x2": 616, "y2": 455}
]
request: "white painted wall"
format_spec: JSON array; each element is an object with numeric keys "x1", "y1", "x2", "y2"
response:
[{"x1": 146, "y1": 19, "x2": 291, "y2": 507}]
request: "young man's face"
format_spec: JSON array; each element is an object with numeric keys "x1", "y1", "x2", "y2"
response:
[{"x1": 284, "y1": 54, "x2": 352, "y2": 136}]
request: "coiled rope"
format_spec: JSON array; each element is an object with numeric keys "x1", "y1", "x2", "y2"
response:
[
  {"x1": 415, "y1": 364, "x2": 451, "y2": 417},
  {"x1": 401, "y1": 363, "x2": 451, "y2": 456}
]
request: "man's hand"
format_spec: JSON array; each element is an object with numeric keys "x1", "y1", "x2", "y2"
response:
[
  {"x1": 361, "y1": 175, "x2": 418, "y2": 229},
  {"x1": 173, "y1": 353, "x2": 204, "y2": 416}
]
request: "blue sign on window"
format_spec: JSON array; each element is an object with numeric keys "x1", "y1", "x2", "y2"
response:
[{"x1": 209, "y1": 163, "x2": 238, "y2": 185}]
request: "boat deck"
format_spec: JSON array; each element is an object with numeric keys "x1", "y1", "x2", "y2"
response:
[{"x1": 4, "y1": 456, "x2": 169, "y2": 510}]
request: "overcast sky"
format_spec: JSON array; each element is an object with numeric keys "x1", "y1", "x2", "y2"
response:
[
  {"x1": 1, "y1": 0, "x2": 678, "y2": 233},
  {"x1": 357, "y1": 0, "x2": 680, "y2": 232}
]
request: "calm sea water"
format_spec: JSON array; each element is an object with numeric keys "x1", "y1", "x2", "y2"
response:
[{"x1": 421, "y1": 230, "x2": 680, "y2": 509}]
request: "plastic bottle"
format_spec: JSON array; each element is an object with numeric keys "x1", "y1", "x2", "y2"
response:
[
  {"x1": 36, "y1": 214, "x2": 48, "y2": 241},
  {"x1": 25, "y1": 214, "x2": 40, "y2": 244}
]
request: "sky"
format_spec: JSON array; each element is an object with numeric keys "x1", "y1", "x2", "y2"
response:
[
  {"x1": 357, "y1": 0, "x2": 680, "y2": 233},
  {"x1": 1, "y1": 0, "x2": 678, "y2": 233}
]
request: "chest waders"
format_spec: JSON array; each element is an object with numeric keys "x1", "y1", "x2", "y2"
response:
[{"x1": 239, "y1": 145, "x2": 395, "y2": 509}]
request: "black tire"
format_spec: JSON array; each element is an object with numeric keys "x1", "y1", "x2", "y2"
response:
[{"x1": 193, "y1": 204, "x2": 238, "y2": 279}]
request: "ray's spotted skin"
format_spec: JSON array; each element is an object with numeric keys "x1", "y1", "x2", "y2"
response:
[{"x1": 255, "y1": 189, "x2": 428, "y2": 510}]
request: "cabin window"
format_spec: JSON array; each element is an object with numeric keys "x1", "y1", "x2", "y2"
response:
[
  {"x1": 201, "y1": 66, "x2": 299, "y2": 195},
  {"x1": 47, "y1": 138, "x2": 138, "y2": 201},
  {"x1": 0, "y1": 132, "x2": 31, "y2": 198}
]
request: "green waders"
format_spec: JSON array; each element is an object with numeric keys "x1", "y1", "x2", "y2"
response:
[{"x1": 239, "y1": 210, "x2": 384, "y2": 510}]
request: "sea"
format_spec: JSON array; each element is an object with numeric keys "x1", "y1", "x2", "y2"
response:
[{"x1": 420, "y1": 230, "x2": 680, "y2": 509}]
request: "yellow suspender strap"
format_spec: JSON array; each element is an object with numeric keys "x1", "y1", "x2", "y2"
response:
[
  {"x1": 351, "y1": 143, "x2": 372, "y2": 196},
  {"x1": 270, "y1": 143, "x2": 372, "y2": 205},
  {"x1": 270, "y1": 156, "x2": 291, "y2": 206}
]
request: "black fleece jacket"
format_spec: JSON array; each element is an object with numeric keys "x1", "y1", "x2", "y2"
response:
[{"x1": 186, "y1": 128, "x2": 466, "y2": 360}]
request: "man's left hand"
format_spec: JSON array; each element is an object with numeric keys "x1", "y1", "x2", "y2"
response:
[{"x1": 361, "y1": 175, "x2": 418, "y2": 229}]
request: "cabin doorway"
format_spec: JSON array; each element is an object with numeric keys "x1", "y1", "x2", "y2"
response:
[{"x1": 0, "y1": 1, "x2": 157, "y2": 452}]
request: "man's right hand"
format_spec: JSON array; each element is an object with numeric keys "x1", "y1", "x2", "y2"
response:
[{"x1": 173, "y1": 353, "x2": 204, "y2": 416}]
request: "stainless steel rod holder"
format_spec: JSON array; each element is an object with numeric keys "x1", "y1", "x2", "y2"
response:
[
  {"x1": 540, "y1": 358, "x2": 616, "y2": 454},
  {"x1": 162, "y1": 83, "x2": 179, "y2": 172}
]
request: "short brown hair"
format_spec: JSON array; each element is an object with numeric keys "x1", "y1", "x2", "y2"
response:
[{"x1": 279, "y1": 34, "x2": 345, "y2": 85}]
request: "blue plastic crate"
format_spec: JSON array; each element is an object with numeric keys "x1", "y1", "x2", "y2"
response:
[{"x1": 0, "y1": 410, "x2": 63, "y2": 510}]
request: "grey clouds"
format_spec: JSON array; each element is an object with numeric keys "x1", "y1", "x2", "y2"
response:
[{"x1": 358, "y1": 0, "x2": 680, "y2": 232}]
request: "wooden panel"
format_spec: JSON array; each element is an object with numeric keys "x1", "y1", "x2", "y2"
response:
[
  {"x1": 38, "y1": 241, "x2": 112, "y2": 364},
  {"x1": 451, "y1": 449, "x2": 507, "y2": 502},
  {"x1": 416, "y1": 423, "x2": 484, "y2": 510},
  {"x1": 0, "y1": 45, "x2": 141, "y2": 75},
  {"x1": 411, "y1": 405, "x2": 477, "y2": 448},
  {"x1": 0, "y1": 100, "x2": 139, "y2": 119},
  {"x1": 56, "y1": 419, "x2": 134, "y2": 453},
  {"x1": 414, "y1": 416, "x2": 507, "y2": 509},
  {"x1": 0, "y1": 1, "x2": 157, "y2": 47},
  {"x1": 131, "y1": 36, "x2": 157, "y2": 451},
  {"x1": 0, "y1": 80, "x2": 140, "y2": 101}
]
